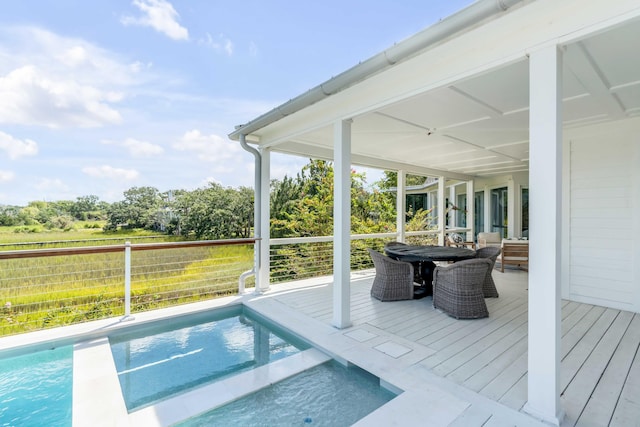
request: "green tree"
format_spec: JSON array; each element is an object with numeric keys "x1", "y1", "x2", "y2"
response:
[
  {"x1": 270, "y1": 159, "x2": 396, "y2": 238},
  {"x1": 375, "y1": 171, "x2": 429, "y2": 190},
  {"x1": 104, "y1": 187, "x2": 161, "y2": 230},
  {"x1": 173, "y1": 183, "x2": 253, "y2": 239},
  {"x1": 0, "y1": 205, "x2": 21, "y2": 226},
  {"x1": 71, "y1": 195, "x2": 105, "y2": 220},
  {"x1": 104, "y1": 201, "x2": 129, "y2": 231}
]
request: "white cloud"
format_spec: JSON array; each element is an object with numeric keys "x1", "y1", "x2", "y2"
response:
[
  {"x1": 0, "y1": 27, "x2": 143, "y2": 128},
  {"x1": 0, "y1": 66, "x2": 122, "y2": 128},
  {"x1": 58, "y1": 45, "x2": 88, "y2": 68},
  {"x1": 122, "y1": 0, "x2": 189, "y2": 41},
  {"x1": 35, "y1": 178, "x2": 69, "y2": 192},
  {"x1": 0, "y1": 27, "x2": 141, "y2": 86},
  {"x1": 82, "y1": 165, "x2": 139, "y2": 180},
  {"x1": 173, "y1": 129, "x2": 242, "y2": 162},
  {"x1": 200, "y1": 33, "x2": 234, "y2": 56},
  {"x1": 102, "y1": 138, "x2": 164, "y2": 157},
  {"x1": 0, "y1": 170, "x2": 15, "y2": 182},
  {"x1": 130, "y1": 61, "x2": 153, "y2": 73},
  {"x1": 0, "y1": 131, "x2": 38, "y2": 159}
]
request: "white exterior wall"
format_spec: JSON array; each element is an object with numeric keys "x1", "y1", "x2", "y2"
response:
[{"x1": 565, "y1": 118, "x2": 640, "y2": 313}]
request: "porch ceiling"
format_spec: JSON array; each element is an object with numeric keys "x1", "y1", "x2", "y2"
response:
[{"x1": 270, "y1": 18, "x2": 640, "y2": 178}]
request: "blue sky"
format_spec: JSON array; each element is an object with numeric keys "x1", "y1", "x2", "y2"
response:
[{"x1": 0, "y1": 0, "x2": 473, "y2": 206}]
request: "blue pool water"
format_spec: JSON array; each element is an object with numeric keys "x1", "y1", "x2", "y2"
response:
[
  {"x1": 109, "y1": 306, "x2": 309, "y2": 411},
  {"x1": 176, "y1": 360, "x2": 397, "y2": 427},
  {"x1": 0, "y1": 345, "x2": 72, "y2": 427}
]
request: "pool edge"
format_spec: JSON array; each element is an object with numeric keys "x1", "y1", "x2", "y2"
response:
[{"x1": 128, "y1": 348, "x2": 332, "y2": 427}]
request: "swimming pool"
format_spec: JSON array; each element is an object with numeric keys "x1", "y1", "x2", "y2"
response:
[
  {"x1": 175, "y1": 360, "x2": 397, "y2": 427},
  {"x1": 109, "y1": 305, "x2": 310, "y2": 411},
  {"x1": 1, "y1": 301, "x2": 400, "y2": 426},
  {"x1": 0, "y1": 345, "x2": 72, "y2": 427}
]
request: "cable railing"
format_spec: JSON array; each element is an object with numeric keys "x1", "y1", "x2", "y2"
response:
[
  {"x1": 0, "y1": 230, "x2": 447, "y2": 337},
  {"x1": 269, "y1": 231, "x2": 440, "y2": 283},
  {"x1": 0, "y1": 239, "x2": 256, "y2": 336}
]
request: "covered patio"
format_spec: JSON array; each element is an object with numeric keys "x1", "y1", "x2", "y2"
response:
[
  {"x1": 248, "y1": 268, "x2": 640, "y2": 426},
  {"x1": 230, "y1": 0, "x2": 640, "y2": 424}
]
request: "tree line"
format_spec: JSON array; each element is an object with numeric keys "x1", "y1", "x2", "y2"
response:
[{"x1": 1, "y1": 159, "x2": 434, "y2": 240}]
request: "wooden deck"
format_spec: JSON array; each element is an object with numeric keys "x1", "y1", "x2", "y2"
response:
[{"x1": 265, "y1": 268, "x2": 640, "y2": 426}]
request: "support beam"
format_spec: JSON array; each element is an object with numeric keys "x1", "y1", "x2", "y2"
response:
[
  {"x1": 437, "y1": 176, "x2": 446, "y2": 246},
  {"x1": 396, "y1": 170, "x2": 406, "y2": 242},
  {"x1": 449, "y1": 185, "x2": 456, "y2": 228},
  {"x1": 332, "y1": 119, "x2": 352, "y2": 329},
  {"x1": 524, "y1": 45, "x2": 564, "y2": 425},
  {"x1": 258, "y1": 148, "x2": 271, "y2": 292},
  {"x1": 507, "y1": 177, "x2": 515, "y2": 238},
  {"x1": 466, "y1": 180, "x2": 475, "y2": 242},
  {"x1": 483, "y1": 187, "x2": 491, "y2": 233}
]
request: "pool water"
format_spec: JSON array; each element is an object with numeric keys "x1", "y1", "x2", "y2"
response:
[
  {"x1": 175, "y1": 360, "x2": 397, "y2": 427},
  {"x1": 109, "y1": 306, "x2": 309, "y2": 411},
  {"x1": 0, "y1": 345, "x2": 72, "y2": 427}
]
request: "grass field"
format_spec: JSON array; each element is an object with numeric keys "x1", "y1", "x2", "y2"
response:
[
  {"x1": 0, "y1": 228, "x2": 254, "y2": 336},
  {"x1": 0, "y1": 224, "x2": 169, "y2": 248}
]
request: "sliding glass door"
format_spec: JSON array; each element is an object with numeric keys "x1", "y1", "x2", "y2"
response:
[
  {"x1": 474, "y1": 191, "x2": 484, "y2": 240},
  {"x1": 491, "y1": 187, "x2": 508, "y2": 238}
]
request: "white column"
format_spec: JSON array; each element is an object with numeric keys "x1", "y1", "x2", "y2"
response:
[
  {"x1": 437, "y1": 176, "x2": 446, "y2": 245},
  {"x1": 524, "y1": 45, "x2": 564, "y2": 425},
  {"x1": 466, "y1": 180, "x2": 475, "y2": 242},
  {"x1": 332, "y1": 119, "x2": 352, "y2": 329},
  {"x1": 507, "y1": 177, "x2": 515, "y2": 238},
  {"x1": 449, "y1": 185, "x2": 456, "y2": 228},
  {"x1": 396, "y1": 170, "x2": 406, "y2": 242},
  {"x1": 258, "y1": 148, "x2": 271, "y2": 292},
  {"x1": 483, "y1": 187, "x2": 491, "y2": 232}
]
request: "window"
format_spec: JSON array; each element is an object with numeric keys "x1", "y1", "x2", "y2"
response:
[
  {"x1": 491, "y1": 187, "x2": 508, "y2": 238},
  {"x1": 456, "y1": 193, "x2": 467, "y2": 227},
  {"x1": 474, "y1": 191, "x2": 484, "y2": 240}
]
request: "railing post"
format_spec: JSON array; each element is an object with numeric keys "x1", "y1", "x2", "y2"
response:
[{"x1": 123, "y1": 241, "x2": 133, "y2": 320}]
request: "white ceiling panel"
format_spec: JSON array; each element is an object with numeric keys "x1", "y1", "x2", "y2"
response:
[
  {"x1": 581, "y1": 20, "x2": 640, "y2": 89},
  {"x1": 263, "y1": 18, "x2": 640, "y2": 179},
  {"x1": 377, "y1": 87, "x2": 492, "y2": 130},
  {"x1": 452, "y1": 60, "x2": 529, "y2": 114}
]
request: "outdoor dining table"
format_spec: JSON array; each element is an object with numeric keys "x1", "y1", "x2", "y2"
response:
[{"x1": 383, "y1": 244, "x2": 477, "y2": 298}]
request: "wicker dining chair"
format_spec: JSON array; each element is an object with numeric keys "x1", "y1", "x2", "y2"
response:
[
  {"x1": 475, "y1": 246, "x2": 501, "y2": 298},
  {"x1": 383, "y1": 241, "x2": 422, "y2": 284},
  {"x1": 368, "y1": 249, "x2": 414, "y2": 301},
  {"x1": 432, "y1": 258, "x2": 492, "y2": 319}
]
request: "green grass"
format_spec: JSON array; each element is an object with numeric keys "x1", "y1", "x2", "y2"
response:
[{"x1": 0, "y1": 228, "x2": 254, "y2": 336}]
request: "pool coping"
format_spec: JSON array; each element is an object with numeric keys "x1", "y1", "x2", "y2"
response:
[{"x1": 0, "y1": 295, "x2": 245, "y2": 357}]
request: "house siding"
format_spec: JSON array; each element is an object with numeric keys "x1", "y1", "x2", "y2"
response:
[{"x1": 568, "y1": 119, "x2": 640, "y2": 312}]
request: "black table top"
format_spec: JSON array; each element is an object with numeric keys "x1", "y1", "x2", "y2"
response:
[{"x1": 384, "y1": 244, "x2": 477, "y2": 263}]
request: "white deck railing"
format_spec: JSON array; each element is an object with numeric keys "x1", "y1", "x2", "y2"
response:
[
  {"x1": 0, "y1": 230, "x2": 457, "y2": 336},
  {"x1": 0, "y1": 238, "x2": 256, "y2": 336}
]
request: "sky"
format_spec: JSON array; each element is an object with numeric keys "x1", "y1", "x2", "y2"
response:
[{"x1": 0, "y1": 0, "x2": 474, "y2": 206}]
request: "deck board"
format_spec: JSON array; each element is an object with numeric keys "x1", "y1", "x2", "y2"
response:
[
  {"x1": 268, "y1": 269, "x2": 638, "y2": 426},
  {"x1": 562, "y1": 311, "x2": 634, "y2": 426},
  {"x1": 433, "y1": 314, "x2": 528, "y2": 378},
  {"x1": 609, "y1": 315, "x2": 640, "y2": 426},
  {"x1": 578, "y1": 314, "x2": 640, "y2": 426},
  {"x1": 461, "y1": 335, "x2": 528, "y2": 392},
  {"x1": 479, "y1": 350, "x2": 528, "y2": 402},
  {"x1": 561, "y1": 308, "x2": 619, "y2": 392}
]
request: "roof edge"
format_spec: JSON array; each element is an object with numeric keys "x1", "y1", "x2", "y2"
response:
[{"x1": 229, "y1": 0, "x2": 527, "y2": 141}]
